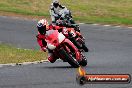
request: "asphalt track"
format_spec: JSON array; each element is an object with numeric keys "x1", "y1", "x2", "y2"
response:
[{"x1": 0, "y1": 16, "x2": 132, "y2": 88}]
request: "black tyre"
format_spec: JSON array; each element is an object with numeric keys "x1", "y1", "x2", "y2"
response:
[
  {"x1": 80, "y1": 57, "x2": 87, "y2": 66},
  {"x1": 71, "y1": 37, "x2": 81, "y2": 49},
  {"x1": 82, "y1": 44, "x2": 89, "y2": 52},
  {"x1": 59, "y1": 48, "x2": 79, "y2": 68},
  {"x1": 79, "y1": 54, "x2": 87, "y2": 66},
  {"x1": 77, "y1": 38, "x2": 89, "y2": 52}
]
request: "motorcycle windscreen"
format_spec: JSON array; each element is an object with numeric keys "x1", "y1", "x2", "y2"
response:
[{"x1": 46, "y1": 30, "x2": 59, "y2": 46}]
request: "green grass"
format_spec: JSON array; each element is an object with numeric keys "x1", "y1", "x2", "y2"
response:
[
  {"x1": 0, "y1": 0, "x2": 132, "y2": 25},
  {"x1": 0, "y1": 44, "x2": 47, "y2": 64}
]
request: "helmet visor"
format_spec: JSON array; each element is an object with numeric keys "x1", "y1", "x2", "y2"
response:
[
  {"x1": 38, "y1": 25, "x2": 46, "y2": 35},
  {"x1": 53, "y1": 3, "x2": 59, "y2": 7}
]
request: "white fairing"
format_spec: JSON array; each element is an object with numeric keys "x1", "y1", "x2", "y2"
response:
[
  {"x1": 47, "y1": 43, "x2": 56, "y2": 50},
  {"x1": 58, "y1": 33, "x2": 65, "y2": 43}
]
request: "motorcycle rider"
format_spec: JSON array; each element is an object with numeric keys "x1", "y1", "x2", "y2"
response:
[
  {"x1": 50, "y1": 0, "x2": 80, "y2": 32},
  {"x1": 50, "y1": 0, "x2": 66, "y2": 23},
  {"x1": 36, "y1": 19, "x2": 61, "y2": 63}
]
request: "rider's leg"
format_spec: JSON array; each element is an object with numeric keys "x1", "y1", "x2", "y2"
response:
[
  {"x1": 51, "y1": 16, "x2": 56, "y2": 23},
  {"x1": 48, "y1": 50, "x2": 57, "y2": 63}
]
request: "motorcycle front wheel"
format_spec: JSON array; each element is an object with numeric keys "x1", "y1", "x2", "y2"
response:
[{"x1": 59, "y1": 48, "x2": 80, "y2": 68}]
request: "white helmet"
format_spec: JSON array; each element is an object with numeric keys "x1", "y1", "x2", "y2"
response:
[
  {"x1": 37, "y1": 19, "x2": 49, "y2": 34},
  {"x1": 52, "y1": 0, "x2": 59, "y2": 3}
]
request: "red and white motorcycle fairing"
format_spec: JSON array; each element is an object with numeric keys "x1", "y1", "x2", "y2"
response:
[
  {"x1": 61, "y1": 27, "x2": 88, "y2": 52},
  {"x1": 45, "y1": 30, "x2": 84, "y2": 67}
]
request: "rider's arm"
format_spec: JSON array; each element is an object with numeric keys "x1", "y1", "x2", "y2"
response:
[
  {"x1": 36, "y1": 34, "x2": 47, "y2": 52},
  {"x1": 49, "y1": 4, "x2": 59, "y2": 17},
  {"x1": 59, "y1": 5, "x2": 66, "y2": 9}
]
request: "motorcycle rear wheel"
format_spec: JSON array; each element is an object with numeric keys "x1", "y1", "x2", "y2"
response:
[
  {"x1": 79, "y1": 54, "x2": 87, "y2": 66},
  {"x1": 77, "y1": 38, "x2": 89, "y2": 52},
  {"x1": 82, "y1": 44, "x2": 89, "y2": 52}
]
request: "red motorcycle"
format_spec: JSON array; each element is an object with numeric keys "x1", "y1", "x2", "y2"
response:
[
  {"x1": 61, "y1": 27, "x2": 89, "y2": 52},
  {"x1": 45, "y1": 30, "x2": 87, "y2": 68}
]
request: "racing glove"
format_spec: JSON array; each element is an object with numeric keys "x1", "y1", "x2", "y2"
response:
[{"x1": 41, "y1": 47, "x2": 47, "y2": 52}]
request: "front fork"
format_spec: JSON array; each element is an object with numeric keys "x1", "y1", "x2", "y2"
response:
[{"x1": 63, "y1": 38, "x2": 81, "y2": 62}]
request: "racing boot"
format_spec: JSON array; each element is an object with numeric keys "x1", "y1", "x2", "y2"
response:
[{"x1": 48, "y1": 55, "x2": 57, "y2": 63}]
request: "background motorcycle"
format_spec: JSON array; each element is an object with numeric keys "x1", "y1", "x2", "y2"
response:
[
  {"x1": 61, "y1": 27, "x2": 89, "y2": 52},
  {"x1": 56, "y1": 8, "x2": 80, "y2": 32},
  {"x1": 45, "y1": 30, "x2": 87, "y2": 68}
]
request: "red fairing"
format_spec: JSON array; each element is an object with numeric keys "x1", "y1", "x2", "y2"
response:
[
  {"x1": 54, "y1": 25, "x2": 63, "y2": 30},
  {"x1": 63, "y1": 38, "x2": 81, "y2": 61},
  {"x1": 36, "y1": 24, "x2": 62, "y2": 50},
  {"x1": 45, "y1": 30, "x2": 59, "y2": 46},
  {"x1": 49, "y1": 24, "x2": 54, "y2": 30},
  {"x1": 49, "y1": 24, "x2": 63, "y2": 31}
]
